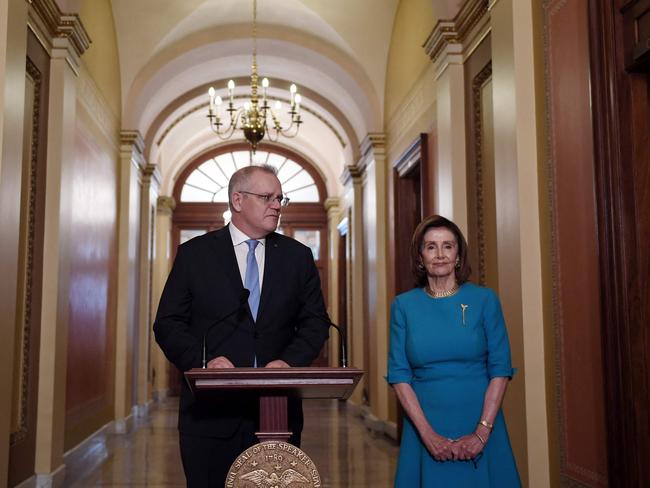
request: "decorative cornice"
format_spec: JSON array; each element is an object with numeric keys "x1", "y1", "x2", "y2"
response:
[
  {"x1": 28, "y1": 0, "x2": 91, "y2": 60},
  {"x1": 360, "y1": 133, "x2": 387, "y2": 158},
  {"x1": 393, "y1": 136, "x2": 423, "y2": 177},
  {"x1": 340, "y1": 164, "x2": 364, "y2": 187},
  {"x1": 120, "y1": 130, "x2": 146, "y2": 170},
  {"x1": 120, "y1": 130, "x2": 145, "y2": 155},
  {"x1": 157, "y1": 196, "x2": 176, "y2": 214},
  {"x1": 424, "y1": 0, "x2": 489, "y2": 62}
]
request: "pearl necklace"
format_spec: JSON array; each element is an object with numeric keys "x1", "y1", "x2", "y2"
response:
[{"x1": 424, "y1": 283, "x2": 459, "y2": 299}]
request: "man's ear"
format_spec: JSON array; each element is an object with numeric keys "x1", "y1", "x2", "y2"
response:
[{"x1": 230, "y1": 192, "x2": 243, "y2": 212}]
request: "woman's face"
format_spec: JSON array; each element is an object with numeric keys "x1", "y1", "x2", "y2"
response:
[{"x1": 420, "y1": 227, "x2": 459, "y2": 280}]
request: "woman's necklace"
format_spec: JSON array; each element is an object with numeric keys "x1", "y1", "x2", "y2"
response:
[{"x1": 424, "y1": 283, "x2": 459, "y2": 299}]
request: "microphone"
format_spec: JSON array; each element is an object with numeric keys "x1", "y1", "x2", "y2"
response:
[
  {"x1": 201, "y1": 289, "x2": 250, "y2": 368},
  {"x1": 300, "y1": 302, "x2": 348, "y2": 368}
]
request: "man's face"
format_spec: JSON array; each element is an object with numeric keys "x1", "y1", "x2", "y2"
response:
[{"x1": 231, "y1": 171, "x2": 283, "y2": 238}]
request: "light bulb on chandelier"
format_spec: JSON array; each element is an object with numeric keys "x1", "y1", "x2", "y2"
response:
[{"x1": 206, "y1": 0, "x2": 303, "y2": 153}]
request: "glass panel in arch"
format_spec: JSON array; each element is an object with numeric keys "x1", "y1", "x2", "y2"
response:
[
  {"x1": 282, "y1": 169, "x2": 313, "y2": 193},
  {"x1": 214, "y1": 152, "x2": 238, "y2": 177},
  {"x1": 213, "y1": 186, "x2": 229, "y2": 202},
  {"x1": 232, "y1": 151, "x2": 252, "y2": 169},
  {"x1": 293, "y1": 230, "x2": 320, "y2": 260},
  {"x1": 265, "y1": 153, "x2": 287, "y2": 170},
  {"x1": 202, "y1": 159, "x2": 230, "y2": 187},
  {"x1": 181, "y1": 185, "x2": 214, "y2": 202},
  {"x1": 180, "y1": 229, "x2": 207, "y2": 244},
  {"x1": 276, "y1": 159, "x2": 301, "y2": 183},
  {"x1": 252, "y1": 151, "x2": 270, "y2": 166},
  {"x1": 180, "y1": 150, "x2": 320, "y2": 203},
  {"x1": 185, "y1": 169, "x2": 222, "y2": 194},
  {"x1": 285, "y1": 184, "x2": 319, "y2": 202}
]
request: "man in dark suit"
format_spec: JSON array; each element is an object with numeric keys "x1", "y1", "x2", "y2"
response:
[{"x1": 153, "y1": 164, "x2": 329, "y2": 487}]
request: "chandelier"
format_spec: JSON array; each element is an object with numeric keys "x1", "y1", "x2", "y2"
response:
[{"x1": 206, "y1": 0, "x2": 303, "y2": 153}]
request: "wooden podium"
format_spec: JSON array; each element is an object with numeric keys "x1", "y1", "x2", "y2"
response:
[{"x1": 184, "y1": 367, "x2": 363, "y2": 442}]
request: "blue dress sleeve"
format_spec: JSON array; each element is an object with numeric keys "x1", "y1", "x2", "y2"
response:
[
  {"x1": 386, "y1": 297, "x2": 413, "y2": 384},
  {"x1": 483, "y1": 289, "x2": 515, "y2": 379}
]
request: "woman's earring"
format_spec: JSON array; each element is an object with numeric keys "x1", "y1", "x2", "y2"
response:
[
  {"x1": 455, "y1": 258, "x2": 461, "y2": 269},
  {"x1": 417, "y1": 261, "x2": 425, "y2": 270}
]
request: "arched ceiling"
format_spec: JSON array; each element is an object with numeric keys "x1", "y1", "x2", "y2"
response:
[{"x1": 108, "y1": 0, "x2": 404, "y2": 196}]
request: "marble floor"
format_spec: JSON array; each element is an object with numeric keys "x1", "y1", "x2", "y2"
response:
[{"x1": 63, "y1": 398, "x2": 399, "y2": 487}]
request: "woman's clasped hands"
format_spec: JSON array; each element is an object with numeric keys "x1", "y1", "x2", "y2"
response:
[{"x1": 423, "y1": 429, "x2": 488, "y2": 463}]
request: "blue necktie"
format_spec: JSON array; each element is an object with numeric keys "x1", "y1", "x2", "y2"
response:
[{"x1": 244, "y1": 239, "x2": 260, "y2": 321}]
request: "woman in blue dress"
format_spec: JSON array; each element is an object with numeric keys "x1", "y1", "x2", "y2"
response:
[{"x1": 387, "y1": 215, "x2": 520, "y2": 487}]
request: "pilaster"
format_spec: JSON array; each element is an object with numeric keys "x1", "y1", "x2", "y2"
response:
[
  {"x1": 30, "y1": 1, "x2": 89, "y2": 484},
  {"x1": 357, "y1": 133, "x2": 391, "y2": 425},
  {"x1": 423, "y1": 0, "x2": 490, "y2": 233},
  {"x1": 114, "y1": 130, "x2": 146, "y2": 432},
  {"x1": 150, "y1": 195, "x2": 175, "y2": 400},
  {"x1": 340, "y1": 164, "x2": 365, "y2": 406},
  {"x1": 491, "y1": 0, "x2": 548, "y2": 485},
  {"x1": 134, "y1": 163, "x2": 160, "y2": 417},
  {"x1": 324, "y1": 197, "x2": 341, "y2": 367}
]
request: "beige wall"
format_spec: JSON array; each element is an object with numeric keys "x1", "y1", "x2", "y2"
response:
[
  {"x1": 79, "y1": 0, "x2": 121, "y2": 118},
  {"x1": 384, "y1": 0, "x2": 436, "y2": 121}
]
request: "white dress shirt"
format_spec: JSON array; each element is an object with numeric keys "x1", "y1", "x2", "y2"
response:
[{"x1": 228, "y1": 222, "x2": 265, "y2": 289}]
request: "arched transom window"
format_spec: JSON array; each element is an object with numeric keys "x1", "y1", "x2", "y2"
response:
[{"x1": 180, "y1": 150, "x2": 319, "y2": 203}]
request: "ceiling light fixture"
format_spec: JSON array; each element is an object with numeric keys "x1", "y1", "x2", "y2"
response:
[{"x1": 207, "y1": 0, "x2": 303, "y2": 153}]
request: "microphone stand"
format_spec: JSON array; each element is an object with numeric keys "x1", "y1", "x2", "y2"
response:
[{"x1": 300, "y1": 302, "x2": 348, "y2": 368}]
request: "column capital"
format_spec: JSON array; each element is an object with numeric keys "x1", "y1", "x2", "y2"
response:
[
  {"x1": 360, "y1": 133, "x2": 387, "y2": 158},
  {"x1": 340, "y1": 164, "x2": 364, "y2": 187},
  {"x1": 423, "y1": 0, "x2": 488, "y2": 74},
  {"x1": 120, "y1": 130, "x2": 146, "y2": 170},
  {"x1": 157, "y1": 196, "x2": 176, "y2": 215},
  {"x1": 120, "y1": 130, "x2": 145, "y2": 154},
  {"x1": 28, "y1": 0, "x2": 91, "y2": 71},
  {"x1": 141, "y1": 163, "x2": 162, "y2": 190},
  {"x1": 324, "y1": 197, "x2": 341, "y2": 220}
]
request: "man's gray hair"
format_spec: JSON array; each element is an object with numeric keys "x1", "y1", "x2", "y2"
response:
[{"x1": 228, "y1": 164, "x2": 278, "y2": 207}]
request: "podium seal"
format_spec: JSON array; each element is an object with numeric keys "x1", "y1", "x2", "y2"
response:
[{"x1": 225, "y1": 441, "x2": 322, "y2": 487}]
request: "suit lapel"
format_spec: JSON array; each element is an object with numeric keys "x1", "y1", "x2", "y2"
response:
[
  {"x1": 212, "y1": 226, "x2": 244, "y2": 291},
  {"x1": 257, "y1": 232, "x2": 280, "y2": 323}
]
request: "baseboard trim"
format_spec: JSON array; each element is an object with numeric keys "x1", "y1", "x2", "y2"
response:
[{"x1": 15, "y1": 463, "x2": 67, "y2": 488}]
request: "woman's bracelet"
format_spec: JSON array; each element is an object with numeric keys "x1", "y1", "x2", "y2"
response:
[
  {"x1": 478, "y1": 419, "x2": 493, "y2": 431},
  {"x1": 474, "y1": 432, "x2": 486, "y2": 445}
]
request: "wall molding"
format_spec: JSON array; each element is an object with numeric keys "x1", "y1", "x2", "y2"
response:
[
  {"x1": 77, "y1": 66, "x2": 120, "y2": 151},
  {"x1": 27, "y1": 0, "x2": 90, "y2": 69},
  {"x1": 385, "y1": 62, "x2": 436, "y2": 161},
  {"x1": 471, "y1": 62, "x2": 492, "y2": 286},
  {"x1": 424, "y1": 0, "x2": 489, "y2": 63}
]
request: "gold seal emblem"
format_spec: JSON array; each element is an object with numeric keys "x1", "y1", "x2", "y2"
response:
[{"x1": 225, "y1": 441, "x2": 322, "y2": 488}]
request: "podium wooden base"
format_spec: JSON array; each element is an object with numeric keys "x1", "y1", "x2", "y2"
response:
[{"x1": 185, "y1": 367, "x2": 363, "y2": 487}]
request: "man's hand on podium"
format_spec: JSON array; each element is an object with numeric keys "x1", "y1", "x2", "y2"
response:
[
  {"x1": 207, "y1": 356, "x2": 235, "y2": 368},
  {"x1": 265, "y1": 360, "x2": 290, "y2": 368}
]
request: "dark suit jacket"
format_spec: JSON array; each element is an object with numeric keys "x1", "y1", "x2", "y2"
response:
[{"x1": 153, "y1": 225, "x2": 329, "y2": 437}]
